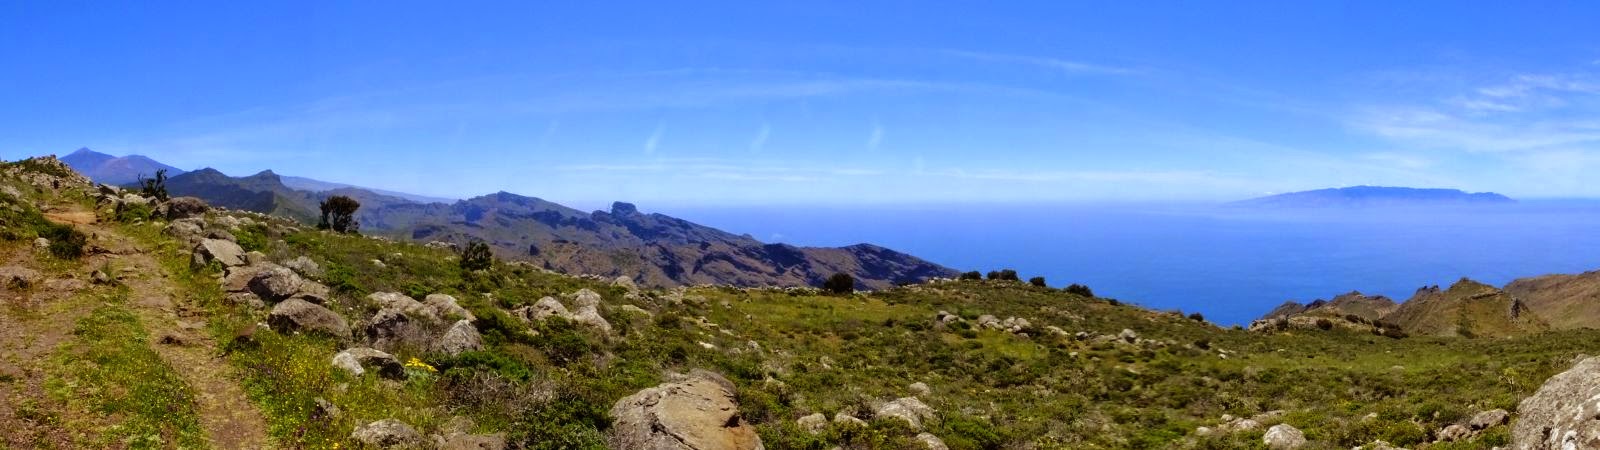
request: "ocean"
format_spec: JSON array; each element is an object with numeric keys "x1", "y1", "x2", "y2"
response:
[{"x1": 669, "y1": 201, "x2": 1600, "y2": 326}]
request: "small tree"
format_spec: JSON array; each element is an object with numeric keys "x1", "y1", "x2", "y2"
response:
[
  {"x1": 461, "y1": 241, "x2": 493, "y2": 271},
  {"x1": 1188, "y1": 312, "x2": 1205, "y2": 322},
  {"x1": 318, "y1": 195, "x2": 361, "y2": 233},
  {"x1": 822, "y1": 272, "x2": 855, "y2": 294},
  {"x1": 997, "y1": 269, "x2": 1019, "y2": 281},
  {"x1": 958, "y1": 271, "x2": 983, "y2": 281},
  {"x1": 138, "y1": 169, "x2": 169, "y2": 202},
  {"x1": 1028, "y1": 276, "x2": 1047, "y2": 287},
  {"x1": 1065, "y1": 283, "x2": 1094, "y2": 297},
  {"x1": 985, "y1": 270, "x2": 1000, "y2": 280}
]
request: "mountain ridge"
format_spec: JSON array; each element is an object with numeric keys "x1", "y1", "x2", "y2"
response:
[{"x1": 60, "y1": 148, "x2": 186, "y2": 185}]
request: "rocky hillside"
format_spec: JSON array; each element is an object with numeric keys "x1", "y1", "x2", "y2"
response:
[
  {"x1": 5, "y1": 155, "x2": 1600, "y2": 449},
  {"x1": 157, "y1": 168, "x2": 957, "y2": 290},
  {"x1": 1504, "y1": 270, "x2": 1600, "y2": 330},
  {"x1": 1259, "y1": 278, "x2": 1549, "y2": 338}
]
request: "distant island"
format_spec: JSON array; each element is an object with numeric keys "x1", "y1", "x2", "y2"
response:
[{"x1": 1231, "y1": 186, "x2": 1515, "y2": 208}]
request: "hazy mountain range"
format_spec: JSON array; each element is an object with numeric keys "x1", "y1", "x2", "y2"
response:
[{"x1": 63, "y1": 150, "x2": 956, "y2": 289}]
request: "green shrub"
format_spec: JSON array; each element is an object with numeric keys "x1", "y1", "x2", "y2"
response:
[
  {"x1": 823, "y1": 272, "x2": 855, "y2": 294},
  {"x1": 1028, "y1": 276, "x2": 1047, "y2": 287},
  {"x1": 461, "y1": 241, "x2": 494, "y2": 272},
  {"x1": 1065, "y1": 283, "x2": 1094, "y2": 297}
]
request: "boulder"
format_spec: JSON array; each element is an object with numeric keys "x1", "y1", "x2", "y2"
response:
[
  {"x1": 121, "y1": 193, "x2": 150, "y2": 207},
  {"x1": 331, "y1": 347, "x2": 406, "y2": 380},
  {"x1": 282, "y1": 256, "x2": 323, "y2": 278},
  {"x1": 1470, "y1": 409, "x2": 1509, "y2": 430},
  {"x1": 365, "y1": 308, "x2": 424, "y2": 351},
  {"x1": 909, "y1": 381, "x2": 931, "y2": 396},
  {"x1": 435, "y1": 320, "x2": 484, "y2": 356},
  {"x1": 876, "y1": 397, "x2": 936, "y2": 429},
  {"x1": 571, "y1": 305, "x2": 612, "y2": 334},
  {"x1": 162, "y1": 196, "x2": 209, "y2": 220},
  {"x1": 1262, "y1": 424, "x2": 1306, "y2": 449},
  {"x1": 294, "y1": 281, "x2": 332, "y2": 305},
  {"x1": 520, "y1": 296, "x2": 569, "y2": 321},
  {"x1": 833, "y1": 413, "x2": 867, "y2": 427},
  {"x1": 368, "y1": 292, "x2": 438, "y2": 322},
  {"x1": 0, "y1": 266, "x2": 41, "y2": 289},
  {"x1": 1119, "y1": 328, "x2": 1139, "y2": 343},
  {"x1": 612, "y1": 276, "x2": 637, "y2": 291},
  {"x1": 267, "y1": 298, "x2": 350, "y2": 338},
  {"x1": 164, "y1": 218, "x2": 205, "y2": 244},
  {"x1": 424, "y1": 294, "x2": 474, "y2": 321},
  {"x1": 1436, "y1": 424, "x2": 1474, "y2": 442},
  {"x1": 350, "y1": 419, "x2": 424, "y2": 449},
  {"x1": 1353, "y1": 441, "x2": 1406, "y2": 450},
  {"x1": 608, "y1": 371, "x2": 764, "y2": 450},
  {"x1": 916, "y1": 433, "x2": 949, "y2": 450},
  {"x1": 797, "y1": 413, "x2": 828, "y2": 434},
  {"x1": 1513, "y1": 356, "x2": 1600, "y2": 449},
  {"x1": 437, "y1": 433, "x2": 507, "y2": 450},
  {"x1": 573, "y1": 288, "x2": 603, "y2": 308},
  {"x1": 221, "y1": 263, "x2": 283, "y2": 293},
  {"x1": 192, "y1": 238, "x2": 246, "y2": 268},
  {"x1": 247, "y1": 267, "x2": 304, "y2": 302}
]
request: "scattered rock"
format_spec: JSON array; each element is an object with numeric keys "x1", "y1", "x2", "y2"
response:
[
  {"x1": 519, "y1": 296, "x2": 570, "y2": 322},
  {"x1": 573, "y1": 288, "x2": 603, "y2": 308},
  {"x1": 876, "y1": 397, "x2": 936, "y2": 429},
  {"x1": 797, "y1": 413, "x2": 828, "y2": 434},
  {"x1": 350, "y1": 419, "x2": 424, "y2": 449},
  {"x1": 267, "y1": 298, "x2": 350, "y2": 338},
  {"x1": 1436, "y1": 424, "x2": 1473, "y2": 442},
  {"x1": 436, "y1": 320, "x2": 484, "y2": 356},
  {"x1": 365, "y1": 308, "x2": 424, "y2": 351},
  {"x1": 1353, "y1": 440, "x2": 1406, "y2": 450},
  {"x1": 1262, "y1": 424, "x2": 1306, "y2": 449},
  {"x1": 247, "y1": 267, "x2": 304, "y2": 302},
  {"x1": 1469, "y1": 409, "x2": 1509, "y2": 430},
  {"x1": 608, "y1": 370, "x2": 763, "y2": 450},
  {"x1": 1119, "y1": 328, "x2": 1139, "y2": 343},
  {"x1": 909, "y1": 381, "x2": 931, "y2": 396},
  {"x1": 0, "y1": 266, "x2": 41, "y2": 289},
  {"x1": 424, "y1": 294, "x2": 474, "y2": 321},
  {"x1": 916, "y1": 433, "x2": 949, "y2": 450},
  {"x1": 612, "y1": 276, "x2": 637, "y2": 291},
  {"x1": 571, "y1": 305, "x2": 612, "y2": 334},
  {"x1": 282, "y1": 256, "x2": 323, "y2": 278},
  {"x1": 192, "y1": 238, "x2": 246, "y2": 268},
  {"x1": 368, "y1": 292, "x2": 439, "y2": 322},
  {"x1": 162, "y1": 196, "x2": 209, "y2": 220},
  {"x1": 331, "y1": 347, "x2": 406, "y2": 380},
  {"x1": 833, "y1": 413, "x2": 867, "y2": 427}
]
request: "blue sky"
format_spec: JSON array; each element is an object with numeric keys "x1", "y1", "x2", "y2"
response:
[{"x1": 6, "y1": 2, "x2": 1600, "y2": 207}]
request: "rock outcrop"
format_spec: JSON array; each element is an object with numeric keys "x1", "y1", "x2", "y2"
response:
[
  {"x1": 332, "y1": 347, "x2": 406, "y2": 380},
  {"x1": 1262, "y1": 424, "x2": 1305, "y2": 449},
  {"x1": 268, "y1": 298, "x2": 350, "y2": 338},
  {"x1": 608, "y1": 370, "x2": 764, "y2": 450},
  {"x1": 1512, "y1": 356, "x2": 1600, "y2": 448},
  {"x1": 350, "y1": 419, "x2": 424, "y2": 449}
]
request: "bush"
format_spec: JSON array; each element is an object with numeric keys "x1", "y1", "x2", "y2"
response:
[
  {"x1": 138, "y1": 169, "x2": 169, "y2": 202},
  {"x1": 986, "y1": 269, "x2": 1020, "y2": 281},
  {"x1": 1316, "y1": 318, "x2": 1334, "y2": 330},
  {"x1": 1065, "y1": 284, "x2": 1094, "y2": 297},
  {"x1": 40, "y1": 222, "x2": 85, "y2": 259},
  {"x1": 823, "y1": 272, "x2": 855, "y2": 294},
  {"x1": 1028, "y1": 277, "x2": 1047, "y2": 288},
  {"x1": 1188, "y1": 312, "x2": 1205, "y2": 322},
  {"x1": 460, "y1": 241, "x2": 493, "y2": 272},
  {"x1": 317, "y1": 195, "x2": 360, "y2": 233},
  {"x1": 959, "y1": 271, "x2": 983, "y2": 281}
]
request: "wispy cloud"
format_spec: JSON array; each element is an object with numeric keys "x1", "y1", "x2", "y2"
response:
[
  {"x1": 867, "y1": 121, "x2": 884, "y2": 151},
  {"x1": 940, "y1": 49, "x2": 1140, "y2": 76},
  {"x1": 643, "y1": 123, "x2": 665, "y2": 154},
  {"x1": 1353, "y1": 72, "x2": 1600, "y2": 153},
  {"x1": 749, "y1": 123, "x2": 770, "y2": 152}
]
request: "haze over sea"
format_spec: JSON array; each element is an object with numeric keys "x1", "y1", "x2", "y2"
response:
[{"x1": 670, "y1": 201, "x2": 1600, "y2": 326}]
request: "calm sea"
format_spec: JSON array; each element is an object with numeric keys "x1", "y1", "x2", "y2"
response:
[{"x1": 668, "y1": 201, "x2": 1600, "y2": 326}]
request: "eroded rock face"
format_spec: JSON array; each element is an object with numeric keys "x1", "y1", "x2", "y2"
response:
[
  {"x1": 608, "y1": 371, "x2": 764, "y2": 450},
  {"x1": 350, "y1": 419, "x2": 424, "y2": 449},
  {"x1": 1513, "y1": 356, "x2": 1600, "y2": 449},
  {"x1": 268, "y1": 298, "x2": 350, "y2": 338}
]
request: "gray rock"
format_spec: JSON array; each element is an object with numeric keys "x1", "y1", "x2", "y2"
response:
[
  {"x1": 435, "y1": 320, "x2": 484, "y2": 356},
  {"x1": 1119, "y1": 328, "x2": 1139, "y2": 343},
  {"x1": 164, "y1": 219, "x2": 205, "y2": 244},
  {"x1": 833, "y1": 413, "x2": 867, "y2": 427},
  {"x1": 1470, "y1": 409, "x2": 1510, "y2": 430},
  {"x1": 876, "y1": 397, "x2": 936, "y2": 429},
  {"x1": 1513, "y1": 356, "x2": 1600, "y2": 449},
  {"x1": 797, "y1": 413, "x2": 828, "y2": 434},
  {"x1": 0, "y1": 266, "x2": 41, "y2": 289},
  {"x1": 573, "y1": 288, "x2": 603, "y2": 308},
  {"x1": 120, "y1": 193, "x2": 150, "y2": 206},
  {"x1": 437, "y1": 433, "x2": 507, "y2": 450},
  {"x1": 247, "y1": 267, "x2": 304, "y2": 302},
  {"x1": 608, "y1": 371, "x2": 764, "y2": 450},
  {"x1": 1262, "y1": 424, "x2": 1306, "y2": 449},
  {"x1": 163, "y1": 196, "x2": 209, "y2": 220},
  {"x1": 571, "y1": 305, "x2": 612, "y2": 334},
  {"x1": 221, "y1": 263, "x2": 282, "y2": 293},
  {"x1": 282, "y1": 256, "x2": 323, "y2": 278},
  {"x1": 424, "y1": 294, "x2": 474, "y2": 321},
  {"x1": 916, "y1": 433, "x2": 949, "y2": 450},
  {"x1": 268, "y1": 298, "x2": 350, "y2": 338},
  {"x1": 1436, "y1": 424, "x2": 1474, "y2": 442},
  {"x1": 518, "y1": 296, "x2": 570, "y2": 322},
  {"x1": 331, "y1": 347, "x2": 406, "y2": 380},
  {"x1": 611, "y1": 276, "x2": 637, "y2": 291},
  {"x1": 350, "y1": 419, "x2": 424, "y2": 449},
  {"x1": 192, "y1": 238, "x2": 246, "y2": 268},
  {"x1": 909, "y1": 382, "x2": 931, "y2": 396},
  {"x1": 368, "y1": 292, "x2": 438, "y2": 322},
  {"x1": 365, "y1": 308, "x2": 424, "y2": 352},
  {"x1": 1353, "y1": 440, "x2": 1407, "y2": 450}
]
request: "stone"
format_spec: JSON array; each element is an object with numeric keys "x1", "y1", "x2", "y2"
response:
[
  {"x1": 1119, "y1": 328, "x2": 1139, "y2": 343},
  {"x1": 121, "y1": 193, "x2": 150, "y2": 206},
  {"x1": 909, "y1": 381, "x2": 931, "y2": 396},
  {"x1": 162, "y1": 196, "x2": 209, "y2": 220},
  {"x1": 571, "y1": 305, "x2": 612, "y2": 334},
  {"x1": 365, "y1": 308, "x2": 424, "y2": 351},
  {"x1": 267, "y1": 298, "x2": 350, "y2": 338},
  {"x1": 350, "y1": 419, "x2": 424, "y2": 449},
  {"x1": 1470, "y1": 409, "x2": 1509, "y2": 430},
  {"x1": 222, "y1": 263, "x2": 282, "y2": 293},
  {"x1": 437, "y1": 432, "x2": 507, "y2": 450},
  {"x1": 520, "y1": 296, "x2": 569, "y2": 321},
  {"x1": 192, "y1": 238, "x2": 246, "y2": 268},
  {"x1": 424, "y1": 294, "x2": 474, "y2": 321},
  {"x1": 33, "y1": 237, "x2": 48, "y2": 249},
  {"x1": 435, "y1": 320, "x2": 484, "y2": 356},
  {"x1": 0, "y1": 266, "x2": 41, "y2": 289},
  {"x1": 1352, "y1": 441, "x2": 1406, "y2": 450},
  {"x1": 164, "y1": 219, "x2": 205, "y2": 244},
  {"x1": 367, "y1": 292, "x2": 438, "y2": 322},
  {"x1": 282, "y1": 256, "x2": 323, "y2": 278},
  {"x1": 1262, "y1": 424, "x2": 1306, "y2": 449},
  {"x1": 225, "y1": 292, "x2": 266, "y2": 309},
  {"x1": 332, "y1": 347, "x2": 406, "y2": 380},
  {"x1": 916, "y1": 433, "x2": 949, "y2": 450},
  {"x1": 1512, "y1": 356, "x2": 1600, "y2": 449},
  {"x1": 797, "y1": 413, "x2": 828, "y2": 434},
  {"x1": 247, "y1": 267, "x2": 304, "y2": 302},
  {"x1": 1436, "y1": 424, "x2": 1474, "y2": 442},
  {"x1": 612, "y1": 275, "x2": 637, "y2": 291},
  {"x1": 608, "y1": 371, "x2": 764, "y2": 450},
  {"x1": 833, "y1": 413, "x2": 867, "y2": 427},
  {"x1": 573, "y1": 288, "x2": 603, "y2": 308},
  {"x1": 876, "y1": 397, "x2": 936, "y2": 429}
]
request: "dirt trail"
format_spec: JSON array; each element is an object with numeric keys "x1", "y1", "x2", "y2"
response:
[
  {"x1": 64, "y1": 208, "x2": 272, "y2": 449},
  {"x1": 0, "y1": 249, "x2": 88, "y2": 449}
]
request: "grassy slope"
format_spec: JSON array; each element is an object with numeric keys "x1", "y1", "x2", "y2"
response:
[{"x1": 111, "y1": 210, "x2": 1600, "y2": 449}]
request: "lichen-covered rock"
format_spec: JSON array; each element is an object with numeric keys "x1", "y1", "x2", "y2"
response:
[
  {"x1": 916, "y1": 433, "x2": 949, "y2": 450},
  {"x1": 365, "y1": 308, "x2": 424, "y2": 351},
  {"x1": 571, "y1": 305, "x2": 612, "y2": 334},
  {"x1": 572, "y1": 288, "x2": 603, "y2": 308},
  {"x1": 435, "y1": 320, "x2": 483, "y2": 356},
  {"x1": 282, "y1": 255, "x2": 323, "y2": 278},
  {"x1": 424, "y1": 294, "x2": 474, "y2": 321},
  {"x1": 350, "y1": 419, "x2": 424, "y2": 449},
  {"x1": 796, "y1": 413, "x2": 828, "y2": 434},
  {"x1": 876, "y1": 397, "x2": 936, "y2": 429},
  {"x1": 519, "y1": 296, "x2": 569, "y2": 322},
  {"x1": 608, "y1": 370, "x2": 764, "y2": 450},
  {"x1": 192, "y1": 238, "x2": 246, "y2": 268},
  {"x1": 1513, "y1": 356, "x2": 1600, "y2": 449},
  {"x1": 268, "y1": 298, "x2": 349, "y2": 338},
  {"x1": 368, "y1": 292, "x2": 439, "y2": 322},
  {"x1": 1262, "y1": 424, "x2": 1306, "y2": 449},
  {"x1": 331, "y1": 347, "x2": 406, "y2": 380}
]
